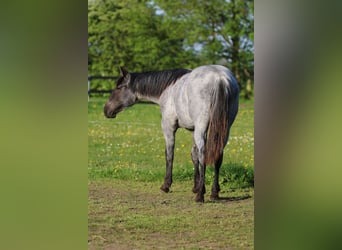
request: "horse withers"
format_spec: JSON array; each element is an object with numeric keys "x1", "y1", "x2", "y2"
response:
[{"x1": 104, "y1": 65, "x2": 239, "y2": 202}]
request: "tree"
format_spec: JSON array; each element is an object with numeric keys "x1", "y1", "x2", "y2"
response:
[
  {"x1": 88, "y1": 0, "x2": 254, "y2": 98},
  {"x1": 154, "y1": 0, "x2": 254, "y2": 98},
  {"x1": 88, "y1": 0, "x2": 197, "y2": 75}
]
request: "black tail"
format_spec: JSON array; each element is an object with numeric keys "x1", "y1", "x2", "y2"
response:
[{"x1": 205, "y1": 83, "x2": 229, "y2": 165}]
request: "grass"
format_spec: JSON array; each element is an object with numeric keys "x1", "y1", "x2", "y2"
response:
[
  {"x1": 88, "y1": 95, "x2": 254, "y2": 249},
  {"x1": 89, "y1": 180, "x2": 253, "y2": 249},
  {"x1": 88, "y1": 96, "x2": 254, "y2": 188}
]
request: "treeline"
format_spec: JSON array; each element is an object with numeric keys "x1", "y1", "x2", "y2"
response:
[{"x1": 88, "y1": 0, "x2": 254, "y2": 98}]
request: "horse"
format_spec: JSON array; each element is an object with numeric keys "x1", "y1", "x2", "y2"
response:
[{"x1": 104, "y1": 65, "x2": 239, "y2": 202}]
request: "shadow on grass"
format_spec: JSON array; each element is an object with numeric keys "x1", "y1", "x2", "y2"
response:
[{"x1": 209, "y1": 194, "x2": 252, "y2": 203}]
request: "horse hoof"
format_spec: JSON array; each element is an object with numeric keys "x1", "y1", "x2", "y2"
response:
[
  {"x1": 210, "y1": 194, "x2": 220, "y2": 200},
  {"x1": 195, "y1": 195, "x2": 204, "y2": 203},
  {"x1": 192, "y1": 187, "x2": 199, "y2": 193},
  {"x1": 160, "y1": 185, "x2": 169, "y2": 193}
]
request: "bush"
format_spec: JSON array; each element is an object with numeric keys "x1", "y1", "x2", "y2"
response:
[{"x1": 220, "y1": 164, "x2": 254, "y2": 189}]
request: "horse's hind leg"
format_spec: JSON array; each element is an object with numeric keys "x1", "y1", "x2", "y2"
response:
[
  {"x1": 191, "y1": 142, "x2": 200, "y2": 193},
  {"x1": 210, "y1": 153, "x2": 223, "y2": 200},
  {"x1": 193, "y1": 129, "x2": 206, "y2": 202}
]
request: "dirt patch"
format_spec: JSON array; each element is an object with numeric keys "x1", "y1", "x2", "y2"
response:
[{"x1": 88, "y1": 179, "x2": 254, "y2": 249}]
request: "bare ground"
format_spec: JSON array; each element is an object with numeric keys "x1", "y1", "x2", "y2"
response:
[{"x1": 88, "y1": 179, "x2": 254, "y2": 249}]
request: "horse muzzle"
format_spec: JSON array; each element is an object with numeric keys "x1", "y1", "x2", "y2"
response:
[
  {"x1": 104, "y1": 105, "x2": 117, "y2": 119},
  {"x1": 105, "y1": 112, "x2": 116, "y2": 118}
]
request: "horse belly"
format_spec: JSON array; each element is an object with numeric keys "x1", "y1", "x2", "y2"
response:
[{"x1": 178, "y1": 117, "x2": 194, "y2": 130}]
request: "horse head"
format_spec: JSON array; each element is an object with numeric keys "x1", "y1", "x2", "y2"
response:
[{"x1": 104, "y1": 67, "x2": 137, "y2": 118}]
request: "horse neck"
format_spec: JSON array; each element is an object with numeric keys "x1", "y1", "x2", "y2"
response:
[
  {"x1": 129, "y1": 76, "x2": 169, "y2": 105},
  {"x1": 135, "y1": 92, "x2": 161, "y2": 105}
]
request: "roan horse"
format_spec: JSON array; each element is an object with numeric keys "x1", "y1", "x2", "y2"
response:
[{"x1": 104, "y1": 65, "x2": 239, "y2": 202}]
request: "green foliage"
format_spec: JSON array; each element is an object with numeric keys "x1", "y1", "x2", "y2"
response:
[
  {"x1": 88, "y1": 0, "x2": 254, "y2": 98},
  {"x1": 220, "y1": 164, "x2": 254, "y2": 188},
  {"x1": 88, "y1": 0, "x2": 197, "y2": 75}
]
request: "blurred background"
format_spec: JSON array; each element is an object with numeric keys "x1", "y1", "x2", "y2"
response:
[{"x1": 1, "y1": 0, "x2": 342, "y2": 249}]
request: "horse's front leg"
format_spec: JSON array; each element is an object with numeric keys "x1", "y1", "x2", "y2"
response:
[{"x1": 160, "y1": 121, "x2": 177, "y2": 193}]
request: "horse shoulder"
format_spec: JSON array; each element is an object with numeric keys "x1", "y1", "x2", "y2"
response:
[{"x1": 159, "y1": 89, "x2": 178, "y2": 122}]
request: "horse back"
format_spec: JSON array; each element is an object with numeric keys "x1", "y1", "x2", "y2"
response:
[{"x1": 160, "y1": 65, "x2": 239, "y2": 131}]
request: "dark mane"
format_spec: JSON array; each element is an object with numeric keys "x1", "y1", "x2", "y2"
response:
[{"x1": 129, "y1": 68, "x2": 191, "y2": 97}]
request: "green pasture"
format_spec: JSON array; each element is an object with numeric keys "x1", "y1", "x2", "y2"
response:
[
  {"x1": 88, "y1": 95, "x2": 254, "y2": 249},
  {"x1": 88, "y1": 96, "x2": 254, "y2": 188}
]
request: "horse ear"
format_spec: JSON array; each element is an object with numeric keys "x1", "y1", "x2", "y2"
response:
[{"x1": 119, "y1": 67, "x2": 129, "y2": 78}]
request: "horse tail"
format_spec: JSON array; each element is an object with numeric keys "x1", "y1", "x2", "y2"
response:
[{"x1": 204, "y1": 81, "x2": 230, "y2": 165}]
